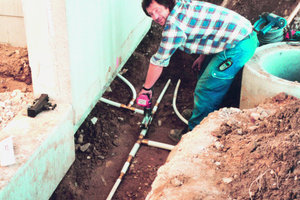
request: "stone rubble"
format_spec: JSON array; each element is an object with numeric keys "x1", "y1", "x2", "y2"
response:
[{"x1": 0, "y1": 90, "x2": 34, "y2": 131}]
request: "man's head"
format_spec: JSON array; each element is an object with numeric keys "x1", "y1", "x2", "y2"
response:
[{"x1": 142, "y1": 0, "x2": 175, "y2": 26}]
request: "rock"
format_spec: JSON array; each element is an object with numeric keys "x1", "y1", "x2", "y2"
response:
[
  {"x1": 77, "y1": 134, "x2": 84, "y2": 144},
  {"x1": 80, "y1": 143, "x2": 91, "y2": 152},
  {"x1": 98, "y1": 155, "x2": 105, "y2": 160},
  {"x1": 158, "y1": 120, "x2": 162, "y2": 126},
  {"x1": 260, "y1": 111, "x2": 269, "y2": 120},
  {"x1": 250, "y1": 112, "x2": 260, "y2": 121},
  {"x1": 75, "y1": 144, "x2": 81, "y2": 151},
  {"x1": 214, "y1": 141, "x2": 224, "y2": 150},
  {"x1": 106, "y1": 86, "x2": 112, "y2": 92},
  {"x1": 91, "y1": 117, "x2": 98, "y2": 125},
  {"x1": 236, "y1": 129, "x2": 243, "y2": 135},
  {"x1": 118, "y1": 117, "x2": 124, "y2": 121},
  {"x1": 248, "y1": 125, "x2": 259, "y2": 131},
  {"x1": 222, "y1": 177, "x2": 233, "y2": 184},
  {"x1": 170, "y1": 177, "x2": 183, "y2": 187}
]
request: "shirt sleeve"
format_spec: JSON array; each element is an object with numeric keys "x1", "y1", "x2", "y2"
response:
[{"x1": 150, "y1": 23, "x2": 186, "y2": 67}]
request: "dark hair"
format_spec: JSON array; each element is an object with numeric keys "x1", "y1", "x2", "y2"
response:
[{"x1": 142, "y1": 0, "x2": 175, "y2": 17}]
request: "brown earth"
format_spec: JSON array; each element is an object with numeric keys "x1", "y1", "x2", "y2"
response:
[
  {"x1": 145, "y1": 93, "x2": 299, "y2": 200},
  {"x1": 213, "y1": 94, "x2": 300, "y2": 200},
  {"x1": 0, "y1": 0, "x2": 299, "y2": 199},
  {"x1": 0, "y1": 44, "x2": 32, "y2": 93}
]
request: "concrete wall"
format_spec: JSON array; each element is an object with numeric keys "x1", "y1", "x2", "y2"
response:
[
  {"x1": 65, "y1": 0, "x2": 152, "y2": 129},
  {"x1": 0, "y1": 0, "x2": 27, "y2": 47},
  {"x1": 22, "y1": 0, "x2": 151, "y2": 130},
  {"x1": 0, "y1": 0, "x2": 151, "y2": 199},
  {"x1": 0, "y1": 105, "x2": 75, "y2": 200}
]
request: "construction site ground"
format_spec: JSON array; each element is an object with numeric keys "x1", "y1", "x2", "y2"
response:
[{"x1": 0, "y1": 0, "x2": 299, "y2": 199}]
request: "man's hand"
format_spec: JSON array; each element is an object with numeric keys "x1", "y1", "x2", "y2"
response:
[
  {"x1": 137, "y1": 88, "x2": 153, "y2": 107},
  {"x1": 138, "y1": 88, "x2": 153, "y2": 100},
  {"x1": 192, "y1": 54, "x2": 206, "y2": 71},
  {"x1": 137, "y1": 63, "x2": 163, "y2": 102}
]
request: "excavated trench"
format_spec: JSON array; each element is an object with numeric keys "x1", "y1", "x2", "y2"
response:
[
  {"x1": 1, "y1": 0, "x2": 299, "y2": 199},
  {"x1": 50, "y1": 2, "x2": 300, "y2": 198}
]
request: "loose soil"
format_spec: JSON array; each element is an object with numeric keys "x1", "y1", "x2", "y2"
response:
[
  {"x1": 145, "y1": 93, "x2": 299, "y2": 200},
  {"x1": 0, "y1": 44, "x2": 32, "y2": 93},
  {"x1": 0, "y1": 0, "x2": 299, "y2": 200}
]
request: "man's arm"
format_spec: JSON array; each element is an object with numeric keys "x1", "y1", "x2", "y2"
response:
[
  {"x1": 138, "y1": 63, "x2": 164, "y2": 98},
  {"x1": 192, "y1": 54, "x2": 206, "y2": 71},
  {"x1": 143, "y1": 63, "x2": 163, "y2": 89}
]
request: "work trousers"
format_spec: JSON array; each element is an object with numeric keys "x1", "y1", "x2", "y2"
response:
[{"x1": 188, "y1": 31, "x2": 259, "y2": 130}]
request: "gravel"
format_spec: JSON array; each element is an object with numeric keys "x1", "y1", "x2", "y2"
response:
[{"x1": 0, "y1": 90, "x2": 34, "y2": 131}]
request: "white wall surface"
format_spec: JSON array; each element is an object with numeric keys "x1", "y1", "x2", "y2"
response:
[
  {"x1": 22, "y1": 0, "x2": 151, "y2": 129},
  {"x1": 0, "y1": 0, "x2": 26, "y2": 46}
]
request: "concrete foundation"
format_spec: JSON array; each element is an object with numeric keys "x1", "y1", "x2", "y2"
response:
[
  {"x1": 240, "y1": 42, "x2": 300, "y2": 109},
  {"x1": 0, "y1": 105, "x2": 74, "y2": 200}
]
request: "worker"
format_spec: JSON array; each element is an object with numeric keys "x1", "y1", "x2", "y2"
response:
[{"x1": 138, "y1": 0, "x2": 259, "y2": 142}]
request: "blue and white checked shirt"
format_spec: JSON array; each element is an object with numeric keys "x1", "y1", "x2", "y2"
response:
[{"x1": 150, "y1": 0, "x2": 253, "y2": 67}]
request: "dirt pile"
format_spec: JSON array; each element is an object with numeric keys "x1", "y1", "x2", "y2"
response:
[
  {"x1": 0, "y1": 44, "x2": 33, "y2": 131},
  {"x1": 0, "y1": 44, "x2": 32, "y2": 93},
  {"x1": 146, "y1": 93, "x2": 300, "y2": 200},
  {"x1": 0, "y1": 44, "x2": 31, "y2": 84}
]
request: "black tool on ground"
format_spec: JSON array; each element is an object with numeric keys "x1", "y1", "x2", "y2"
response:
[
  {"x1": 27, "y1": 94, "x2": 57, "y2": 117},
  {"x1": 218, "y1": 58, "x2": 233, "y2": 71}
]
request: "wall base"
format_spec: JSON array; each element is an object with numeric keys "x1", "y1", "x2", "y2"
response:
[{"x1": 0, "y1": 104, "x2": 74, "y2": 200}]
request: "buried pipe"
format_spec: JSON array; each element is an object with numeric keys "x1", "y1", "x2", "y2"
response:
[
  {"x1": 117, "y1": 73, "x2": 137, "y2": 107},
  {"x1": 141, "y1": 139, "x2": 174, "y2": 151},
  {"x1": 106, "y1": 138, "x2": 143, "y2": 200},
  {"x1": 173, "y1": 79, "x2": 189, "y2": 125},
  {"x1": 140, "y1": 79, "x2": 171, "y2": 129},
  {"x1": 106, "y1": 79, "x2": 171, "y2": 200},
  {"x1": 100, "y1": 73, "x2": 143, "y2": 114},
  {"x1": 100, "y1": 97, "x2": 144, "y2": 115},
  {"x1": 141, "y1": 79, "x2": 171, "y2": 129},
  {"x1": 287, "y1": 1, "x2": 300, "y2": 25},
  {"x1": 152, "y1": 79, "x2": 171, "y2": 115}
]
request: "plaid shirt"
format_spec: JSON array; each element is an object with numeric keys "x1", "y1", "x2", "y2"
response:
[{"x1": 150, "y1": 0, "x2": 253, "y2": 67}]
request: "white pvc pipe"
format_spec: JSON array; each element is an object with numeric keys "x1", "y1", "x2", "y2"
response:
[
  {"x1": 152, "y1": 79, "x2": 171, "y2": 114},
  {"x1": 173, "y1": 79, "x2": 188, "y2": 125},
  {"x1": 106, "y1": 140, "x2": 142, "y2": 200},
  {"x1": 106, "y1": 179, "x2": 121, "y2": 200},
  {"x1": 106, "y1": 79, "x2": 171, "y2": 200},
  {"x1": 117, "y1": 73, "x2": 137, "y2": 106},
  {"x1": 141, "y1": 79, "x2": 171, "y2": 130},
  {"x1": 100, "y1": 97, "x2": 144, "y2": 115},
  {"x1": 141, "y1": 139, "x2": 174, "y2": 151},
  {"x1": 287, "y1": 2, "x2": 300, "y2": 25}
]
